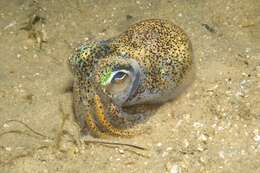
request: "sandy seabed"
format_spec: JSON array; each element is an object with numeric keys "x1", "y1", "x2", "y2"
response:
[{"x1": 0, "y1": 0, "x2": 259, "y2": 172}]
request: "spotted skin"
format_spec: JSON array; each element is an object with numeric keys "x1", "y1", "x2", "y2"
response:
[{"x1": 68, "y1": 19, "x2": 193, "y2": 138}]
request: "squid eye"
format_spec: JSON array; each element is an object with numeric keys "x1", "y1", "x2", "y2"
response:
[
  {"x1": 100, "y1": 68, "x2": 130, "y2": 86},
  {"x1": 112, "y1": 71, "x2": 128, "y2": 83}
]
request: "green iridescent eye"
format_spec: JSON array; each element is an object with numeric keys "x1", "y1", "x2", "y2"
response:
[{"x1": 100, "y1": 68, "x2": 113, "y2": 86}]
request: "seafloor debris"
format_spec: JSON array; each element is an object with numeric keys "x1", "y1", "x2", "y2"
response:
[
  {"x1": 20, "y1": 0, "x2": 47, "y2": 49},
  {"x1": 201, "y1": 23, "x2": 216, "y2": 33}
]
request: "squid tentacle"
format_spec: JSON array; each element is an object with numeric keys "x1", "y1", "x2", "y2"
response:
[
  {"x1": 84, "y1": 112, "x2": 109, "y2": 138},
  {"x1": 94, "y1": 94, "x2": 141, "y2": 137}
]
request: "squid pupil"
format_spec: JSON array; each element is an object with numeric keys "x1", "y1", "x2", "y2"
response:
[{"x1": 112, "y1": 71, "x2": 127, "y2": 82}]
